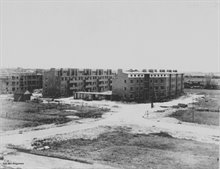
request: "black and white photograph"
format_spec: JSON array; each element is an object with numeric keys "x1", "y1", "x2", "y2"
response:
[{"x1": 0, "y1": 0, "x2": 219, "y2": 168}]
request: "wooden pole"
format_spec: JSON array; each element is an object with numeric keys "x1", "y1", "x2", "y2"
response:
[
  {"x1": 192, "y1": 98, "x2": 194, "y2": 122},
  {"x1": 151, "y1": 78, "x2": 154, "y2": 108}
]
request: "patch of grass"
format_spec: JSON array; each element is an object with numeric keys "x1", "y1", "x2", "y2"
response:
[
  {"x1": 32, "y1": 129, "x2": 219, "y2": 169},
  {"x1": 0, "y1": 98, "x2": 109, "y2": 131},
  {"x1": 75, "y1": 108, "x2": 110, "y2": 118},
  {"x1": 170, "y1": 89, "x2": 220, "y2": 126},
  {"x1": 170, "y1": 109, "x2": 219, "y2": 126},
  {"x1": 149, "y1": 131, "x2": 173, "y2": 138}
]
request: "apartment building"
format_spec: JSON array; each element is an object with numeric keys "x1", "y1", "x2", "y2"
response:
[
  {"x1": 0, "y1": 72, "x2": 43, "y2": 94},
  {"x1": 112, "y1": 69, "x2": 184, "y2": 102},
  {"x1": 43, "y1": 68, "x2": 114, "y2": 98}
]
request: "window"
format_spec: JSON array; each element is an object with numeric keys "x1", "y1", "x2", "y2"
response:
[
  {"x1": 130, "y1": 87, "x2": 133, "y2": 91},
  {"x1": 161, "y1": 86, "x2": 165, "y2": 89},
  {"x1": 137, "y1": 80, "x2": 139, "y2": 83},
  {"x1": 124, "y1": 87, "x2": 126, "y2": 91},
  {"x1": 130, "y1": 94, "x2": 133, "y2": 98},
  {"x1": 130, "y1": 80, "x2": 133, "y2": 83},
  {"x1": 161, "y1": 79, "x2": 163, "y2": 83},
  {"x1": 124, "y1": 80, "x2": 126, "y2": 83}
]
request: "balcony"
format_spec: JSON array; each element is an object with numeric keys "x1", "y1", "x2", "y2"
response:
[
  {"x1": 70, "y1": 86, "x2": 81, "y2": 90},
  {"x1": 98, "y1": 78, "x2": 107, "y2": 82},
  {"x1": 98, "y1": 83, "x2": 106, "y2": 87},
  {"x1": 69, "y1": 80, "x2": 82, "y2": 84},
  {"x1": 86, "y1": 85, "x2": 94, "y2": 88},
  {"x1": 85, "y1": 78, "x2": 94, "y2": 82}
]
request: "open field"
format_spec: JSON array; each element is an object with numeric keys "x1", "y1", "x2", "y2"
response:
[
  {"x1": 0, "y1": 96, "x2": 110, "y2": 131},
  {"x1": 170, "y1": 89, "x2": 220, "y2": 126},
  {"x1": 30, "y1": 127, "x2": 219, "y2": 169},
  {"x1": 1, "y1": 90, "x2": 219, "y2": 169}
]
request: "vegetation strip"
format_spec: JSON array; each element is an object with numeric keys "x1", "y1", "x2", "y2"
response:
[{"x1": 7, "y1": 145, "x2": 93, "y2": 165}]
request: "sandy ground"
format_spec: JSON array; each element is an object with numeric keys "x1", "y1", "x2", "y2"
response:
[
  {"x1": 1, "y1": 152, "x2": 116, "y2": 169},
  {"x1": 0, "y1": 93, "x2": 219, "y2": 169}
]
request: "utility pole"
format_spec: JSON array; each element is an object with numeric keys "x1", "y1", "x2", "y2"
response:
[
  {"x1": 192, "y1": 110, "x2": 194, "y2": 122},
  {"x1": 151, "y1": 78, "x2": 154, "y2": 108},
  {"x1": 192, "y1": 97, "x2": 194, "y2": 122}
]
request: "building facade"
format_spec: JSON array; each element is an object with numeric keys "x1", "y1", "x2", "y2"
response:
[
  {"x1": 43, "y1": 68, "x2": 114, "y2": 98},
  {"x1": 112, "y1": 69, "x2": 184, "y2": 102},
  {"x1": 0, "y1": 72, "x2": 43, "y2": 94}
]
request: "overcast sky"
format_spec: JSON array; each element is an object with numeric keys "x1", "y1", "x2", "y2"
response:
[{"x1": 1, "y1": 0, "x2": 219, "y2": 72}]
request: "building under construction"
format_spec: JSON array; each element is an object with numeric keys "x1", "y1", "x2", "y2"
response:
[
  {"x1": 43, "y1": 68, "x2": 115, "y2": 98},
  {"x1": 0, "y1": 70, "x2": 43, "y2": 94},
  {"x1": 112, "y1": 69, "x2": 184, "y2": 102}
]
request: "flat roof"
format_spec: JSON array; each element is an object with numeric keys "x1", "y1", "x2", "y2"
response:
[
  {"x1": 75, "y1": 91, "x2": 112, "y2": 95},
  {"x1": 123, "y1": 71, "x2": 183, "y2": 75}
]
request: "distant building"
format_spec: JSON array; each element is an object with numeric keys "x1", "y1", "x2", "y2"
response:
[
  {"x1": 0, "y1": 71, "x2": 43, "y2": 94},
  {"x1": 43, "y1": 68, "x2": 115, "y2": 98},
  {"x1": 184, "y1": 72, "x2": 220, "y2": 89},
  {"x1": 112, "y1": 69, "x2": 184, "y2": 102}
]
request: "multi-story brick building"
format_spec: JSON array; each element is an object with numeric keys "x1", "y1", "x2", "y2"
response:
[
  {"x1": 43, "y1": 68, "x2": 114, "y2": 98},
  {"x1": 0, "y1": 72, "x2": 43, "y2": 94},
  {"x1": 112, "y1": 69, "x2": 184, "y2": 102}
]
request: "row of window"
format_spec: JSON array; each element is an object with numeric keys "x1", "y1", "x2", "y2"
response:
[
  {"x1": 60, "y1": 76, "x2": 112, "y2": 81},
  {"x1": 71, "y1": 82, "x2": 110, "y2": 87},
  {"x1": 124, "y1": 78, "x2": 178, "y2": 84},
  {"x1": 124, "y1": 87, "x2": 144, "y2": 91},
  {"x1": 11, "y1": 76, "x2": 40, "y2": 80},
  {"x1": 11, "y1": 76, "x2": 19, "y2": 80},
  {"x1": 128, "y1": 74, "x2": 145, "y2": 78},
  {"x1": 124, "y1": 79, "x2": 143, "y2": 83},
  {"x1": 150, "y1": 79, "x2": 164, "y2": 83},
  {"x1": 59, "y1": 70, "x2": 112, "y2": 76},
  {"x1": 150, "y1": 86, "x2": 165, "y2": 90},
  {"x1": 6, "y1": 79, "x2": 40, "y2": 85},
  {"x1": 71, "y1": 86, "x2": 109, "y2": 92},
  {"x1": 150, "y1": 74, "x2": 168, "y2": 77},
  {"x1": 124, "y1": 94, "x2": 143, "y2": 98},
  {"x1": 125, "y1": 92, "x2": 167, "y2": 98}
]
